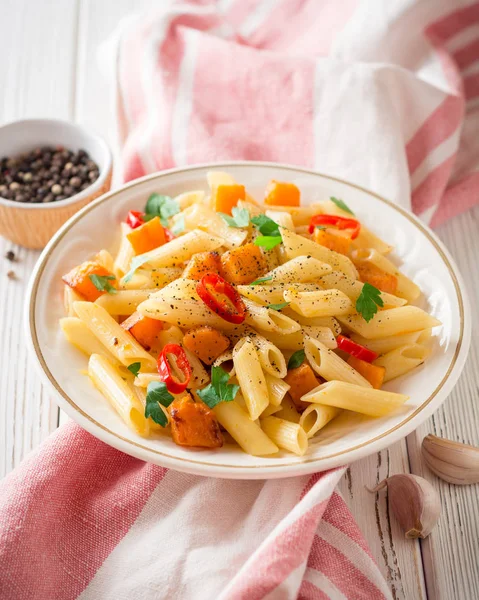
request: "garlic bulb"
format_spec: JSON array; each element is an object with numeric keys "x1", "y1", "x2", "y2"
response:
[
  {"x1": 369, "y1": 474, "x2": 441, "y2": 539},
  {"x1": 422, "y1": 434, "x2": 479, "y2": 485}
]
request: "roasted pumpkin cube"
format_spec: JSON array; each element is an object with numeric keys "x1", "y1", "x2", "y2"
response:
[
  {"x1": 121, "y1": 311, "x2": 164, "y2": 351},
  {"x1": 264, "y1": 180, "x2": 300, "y2": 207},
  {"x1": 213, "y1": 184, "x2": 246, "y2": 215},
  {"x1": 62, "y1": 261, "x2": 117, "y2": 302},
  {"x1": 127, "y1": 216, "x2": 166, "y2": 255},
  {"x1": 220, "y1": 243, "x2": 268, "y2": 285},
  {"x1": 354, "y1": 262, "x2": 398, "y2": 295},
  {"x1": 182, "y1": 251, "x2": 221, "y2": 281},
  {"x1": 314, "y1": 228, "x2": 352, "y2": 255},
  {"x1": 183, "y1": 326, "x2": 230, "y2": 365},
  {"x1": 284, "y1": 363, "x2": 320, "y2": 410},
  {"x1": 169, "y1": 394, "x2": 223, "y2": 448},
  {"x1": 347, "y1": 356, "x2": 385, "y2": 389}
]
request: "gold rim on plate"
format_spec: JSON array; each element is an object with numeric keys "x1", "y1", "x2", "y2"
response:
[{"x1": 28, "y1": 162, "x2": 466, "y2": 471}]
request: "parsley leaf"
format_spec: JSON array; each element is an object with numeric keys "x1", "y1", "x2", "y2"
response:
[
  {"x1": 127, "y1": 362, "x2": 141, "y2": 377},
  {"x1": 330, "y1": 196, "x2": 355, "y2": 216},
  {"x1": 123, "y1": 254, "x2": 151, "y2": 283},
  {"x1": 144, "y1": 381, "x2": 174, "y2": 426},
  {"x1": 219, "y1": 207, "x2": 250, "y2": 228},
  {"x1": 254, "y1": 235, "x2": 282, "y2": 250},
  {"x1": 251, "y1": 214, "x2": 281, "y2": 237},
  {"x1": 288, "y1": 349, "x2": 305, "y2": 369},
  {"x1": 267, "y1": 302, "x2": 290, "y2": 311},
  {"x1": 144, "y1": 193, "x2": 180, "y2": 226},
  {"x1": 196, "y1": 366, "x2": 240, "y2": 409},
  {"x1": 355, "y1": 282, "x2": 384, "y2": 322},
  {"x1": 88, "y1": 274, "x2": 117, "y2": 294},
  {"x1": 171, "y1": 214, "x2": 185, "y2": 236},
  {"x1": 250, "y1": 275, "x2": 273, "y2": 286}
]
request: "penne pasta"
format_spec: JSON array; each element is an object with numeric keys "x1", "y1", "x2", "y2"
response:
[
  {"x1": 212, "y1": 350, "x2": 236, "y2": 376},
  {"x1": 349, "y1": 329, "x2": 431, "y2": 355},
  {"x1": 232, "y1": 338, "x2": 269, "y2": 420},
  {"x1": 174, "y1": 190, "x2": 205, "y2": 210},
  {"x1": 64, "y1": 284, "x2": 83, "y2": 317},
  {"x1": 73, "y1": 301, "x2": 157, "y2": 370},
  {"x1": 213, "y1": 400, "x2": 278, "y2": 456},
  {"x1": 261, "y1": 404, "x2": 282, "y2": 418},
  {"x1": 281, "y1": 228, "x2": 358, "y2": 279},
  {"x1": 243, "y1": 298, "x2": 301, "y2": 335},
  {"x1": 113, "y1": 222, "x2": 134, "y2": 278},
  {"x1": 260, "y1": 416, "x2": 308, "y2": 456},
  {"x1": 260, "y1": 326, "x2": 337, "y2": 351},
  {"x1": 237, "y1": 282, "x2": 318, "y2": 306},
  {"x1": 265, "y1": 255, "x2": 332, "y2": 283},
  {"x1": 276, "y1": 394, "x2": 301, "y2": 423},
  {"x1": 281, "y1": 309, "x2": 342, "y2": 334},
  {"x1": 264, "y1": 372, "x2": 290, "y2": 406},
  {"x1": 94, "y1": 290, "x2": 155, "y2": 315},
  {"x1": 338, "y1": 307, "x2": 441, "y2": 339},
  {"x1": 373, "y1": 344, "x2": 430, "y2": 382},
  {"x1": 120, "y1": 267, "x2": 182, "y2": 290},
  {"x1": 304, "y1": 336, "x2": 372, "y2": 387},
  {"x1": 181, "y1": 203, "x2": 248, "y2": 249},
  {"x1": 299, "y1": 404, "x2": 341, "y2": 438},
  {"x1": 245, "y1": 329, "x2": 287, "y2": 378},
  {"x1": 352, "y1": 248, "x2": 421, "y2": 302},
  {"x1": 88, "y1": 354, "x2": 151, "y2": 436},
  {"x1": 60, "y1": 317, "x2": 118, "y2": 361},
  {"x1": 95, "y1": 249, "x2": 115, "y2": 272},
  {"x1": 302, "y1": 380, "x2": 409, "y2": 417},
  {"x1": 284, "y1": 288, "x2": 353, "y2": 318}
]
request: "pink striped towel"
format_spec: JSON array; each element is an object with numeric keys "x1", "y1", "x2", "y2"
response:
[{"x1": 2, "y1": 1, "x2": 479, "y2": 599}]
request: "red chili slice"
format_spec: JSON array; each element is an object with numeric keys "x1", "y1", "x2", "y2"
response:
[
  {"x1": 196, "y1": 273, "x2": 246, "y2": 325},
  {"x1": 336, "y1": 335, "x2": 378, "y2": 363},
  {"x1": 308, "y1": 214, "x2": 360, "y2": 239},
  {"x1": 157, "y1": 343, "x2": 192, "y2": 394},
  {"x1": 126, "y1": 210, "x2": 145, "y2": 229}
]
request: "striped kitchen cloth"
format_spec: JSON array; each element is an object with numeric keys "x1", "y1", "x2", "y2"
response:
[{"x1": 2, "y1": 1, "x2": 479, "y2": 599}]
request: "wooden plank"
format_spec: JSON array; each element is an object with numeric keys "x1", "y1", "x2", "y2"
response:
[
  {"x1": 0, "y1": 0, "x2": 79, "y2": 476},
  {"x1": 339, "y1": 443, "x2": 427, "y2": 600},
  {"x1": 407, "y1": 204, "x2": 479, "y2": 600}
]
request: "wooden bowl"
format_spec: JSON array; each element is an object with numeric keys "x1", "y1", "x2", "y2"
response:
[{"x1": 0, "y1": 119, "x2": 112, "y2": 249}]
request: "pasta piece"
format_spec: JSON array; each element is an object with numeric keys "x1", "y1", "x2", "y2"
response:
[
  {"x1": 261, "y1": 204, "x2": 321, "y2": 226},
  {"x1": 131, "y1": 385, "x2": 167, "y2": 430},
  {"x1": 95, "y1": 290, "x2": 154, "y2": 315},
  {"x1": 265, "y1": 255, "x2": 332, "y2": 284},
  {"x1": 95, "y1": 249, "x2": 115, "y2": 272},
  {"x1": 60, "y1": 317, "x2": 117, "y2": 361},
  {"x1": 260, "y1": 416, "x2": 308, "y2": 456},
  {"x1": 284, "y1": 288, "x2": 353, "y2": 318},
  {"x1": 302, "y1": 380, "x2": 409, "y2": 417},
  {"x1": 299, "y1": 404, "x2": 341, "y2": 438},
  {"x1": 304, "y1": 336, "x2": 372, "y2": 387},
  {"x1": 244, "y1": 330, "x2": 287, "y2": 378},
  {"x1": 264, "y1": 373, "x2": 290, "y2": 406},
  {"x1": 276, "y1": 395, "x2": 301, "y2": 423},
  {"x1": 212, "y1": 350, "x2": 236, "y2": 377},
  {"x1": 119, "y1": 267, "x2": 182, "y2": 290},
  {"x1": 88, "y1": 354, "x2": 151, "y2": 436},
  {"x1": 265, "y1": 210, "x2": 295, "y2": 231},
  {"x1": 260, "y1": 326, "x2": 336, "y2": 351},
  {"x1": 174, "y1": 190, "x2": 205, "y2": 210},
  {"x1": 281, "y1": 309, "x2": 341, "y2": 334},
  {"x1": 349, "y1": 329, "x2": 431, "y2": 355},
  {"x1": 135, "y1": 229, "x2": 224, "y2": 269},
  {"x1": 182, "y1": 203, "x2": 247, "y2": 249},
  {"x1": 243, "y1": 298, "x2": 301, "y2": 335},
  {"x1": 232, "y1": 337, "x2": 269, "y2": 420},
  {"x1": 213, "y1": 400, "x2": 278, "y2": 456},
  {"x1": 338, "y1": 307, "x2": 441, "y2": 339},
  {"x1": 113, "y1": 222, "x2": 134, "y2": 278},
  {"x1": 373, "y1": 344, "x2": 430, "y2": 382},
  {"x1": 316, "y1": 271, "x2": 407, "y2": 308},
  {"x1": 352, "y1": 249, "x2": 420, "y2": 302},
  {"x1": 261, "y1": 404, "x2": 282, "y2": 418},
  {"x1": 281, "y1": 228, "x2": 358, "y2": 279},
  {"x1": 237, "y1": 283, "x2": 318, "y2": 306},
  {"x1": 64, "y1": 285, "x2": 83, "y2": 317},
  {"x1": 73, "y1": 301, "x2": 157, "y2": 370}
]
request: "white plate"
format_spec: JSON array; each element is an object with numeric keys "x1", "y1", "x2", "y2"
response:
[{"x1": 25, "y1": 162, "x2": 471, "y2": 479}]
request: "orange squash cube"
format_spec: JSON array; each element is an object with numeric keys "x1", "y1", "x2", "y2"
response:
[
  {"x1": 314, "y1": 228, "x2": 352, "y2": 255},
  {"x1": 183, "y1": 326, "x2": 230, "y2": 365},
  {"x1": 127, "y1": 216, "x2": 166, "y2": 255},
  {"x1": 62, "y1": 261, "x2": 117, "y2": 302},
  {"x1": 169, "y1": 394, "x2": 223, "y2": 448},
  {"x1": 213, "y1": 184, "x2": 246, "y2": 215},
  {"x1": 264, "y1": 180, "x2": 300, "y2": 207},
  {"x1": 284, "y1": 363, "x2": 320, "y2": 410},
  {"x1": 220, "y1": 243, "x2": 268, "y2": 285},
  {"x1": 354, "y1": 262, "x2": 398, "y2": 295},
  {"x1": 121, "y1": 311, "x2": 164, "y2": 351},
  {"x1": 182, "y1": 251, "x2": 221, "y2": 281},
  {"x1": 347, "y1": 356, "x2": 385, "y2": 389}
]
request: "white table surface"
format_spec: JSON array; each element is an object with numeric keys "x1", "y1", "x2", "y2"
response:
[{"x1": 0, "y1": 2, "x2": 478, "y2": 599}]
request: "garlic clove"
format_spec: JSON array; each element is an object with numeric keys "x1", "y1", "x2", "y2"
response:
[
  {"x1": 422, "y1": 434, "x2": 479, "y2": 485},
  {"x1": 368, "y1": 474, "x2": 441, "y2": 539}
]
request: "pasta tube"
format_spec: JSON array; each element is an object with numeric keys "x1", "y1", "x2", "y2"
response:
[
  {"x1": 260, "y1": 416, "x2": 308, "y2": 456},
  {"x1": 94, "y1": 290, "x2": 154, "y2": 315},
  {"x1": 265, "y1": 255, "x2": 332, "y2": 283},
  {"x1": 232, "y1": 338, "x2": 269, "y2": 420},
  {"x1": 299, "y1": 404, "x2": 341, "y2": 438},
  {"x1": 338, "y1": 307, "x2": 441, "y2": 339},
  {"x1": 350, "y1": 329, "x2": 431, "y2": 355},
  {"x1": 284, "y1": 288, "x2": 353, "y2": 318},
  {"x1": 373, "y1": 344, "x2": 430, "y2": 382}
]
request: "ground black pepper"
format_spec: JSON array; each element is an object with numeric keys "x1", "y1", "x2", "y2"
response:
[{"x1": 0, "y1": 146, "x2": 100, "y2": 203}]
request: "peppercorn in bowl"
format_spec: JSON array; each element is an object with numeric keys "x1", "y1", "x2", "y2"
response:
[{"x1": 0, "y1": 118, "x2": 112, "y2": 249}]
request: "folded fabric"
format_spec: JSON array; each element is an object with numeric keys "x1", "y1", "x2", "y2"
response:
[{"x1": 2, "y1": 1, "x2": 479, "y2": 599}]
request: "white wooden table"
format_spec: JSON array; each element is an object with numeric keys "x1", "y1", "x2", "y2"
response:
[{"x1": 1, "y1": 2, "x2": 478, "y2": 599}]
